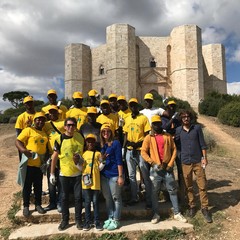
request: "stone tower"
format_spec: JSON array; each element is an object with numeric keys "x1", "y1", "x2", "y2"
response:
[{"x1": 64, "y1": 23, "x2": 227, "y2": 109}]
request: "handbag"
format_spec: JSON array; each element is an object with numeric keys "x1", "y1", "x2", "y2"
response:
[{"x1": 82, "y1": 151, "x2": 95, "y2": 186}]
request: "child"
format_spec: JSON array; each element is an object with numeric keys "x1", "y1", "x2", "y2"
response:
[{"x1": 82, "y1": 134, "x2": 103, "y2": 231}]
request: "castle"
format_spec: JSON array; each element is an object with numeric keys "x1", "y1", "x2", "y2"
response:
[{"x1": 64, "y1": 23, "x2": 227, "y2": 109}]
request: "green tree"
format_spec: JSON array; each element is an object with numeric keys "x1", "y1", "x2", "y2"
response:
[{"x1": 2, "y1": 91, "x2": 29, "y2": 109}]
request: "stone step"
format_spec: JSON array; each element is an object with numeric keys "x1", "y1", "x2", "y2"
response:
[{"x1": 9, "y1": 220, "x2": 193, "y2": 240}]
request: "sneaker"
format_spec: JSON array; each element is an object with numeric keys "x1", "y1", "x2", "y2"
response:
[
  {"x1": 58, "y1": 221, "x2": 69, "y2": 231},
  {"x1": 103, "y1": 219, "x2": 112, "y2": 229},
  {"x1": 107, "y1": 220, "x2": 120, "y2": 231},
  {"x1": 23, "y1": 207, "x2": 30, "y2": 217},
  {"x1": 188, "y1": 207, "x2": 196, "y2": 218},
  {"x1": 201, "y1": 208, "x2": 213, "y2": 223},
  {"x1": 76, "y1": 220, "x2": 83, "y2": 230},
  {"x1": 151, "y1": 213, "x2": 160, "y2": 224},
  {"x1": 95, "y1": 221, "x2": 103, "y2": 231},
  {"x1": 35, "y1": 205, "x2": 46, "y2": 214},
  {"x1": 174, "y1": 213, "x2": 187, "y2": 223},
  {"x1": 44, "y1": 204, "x2": 56, "y2": 211},
  {"x1": 83, "y1": 222, "x2": 91, "y2": 231}
]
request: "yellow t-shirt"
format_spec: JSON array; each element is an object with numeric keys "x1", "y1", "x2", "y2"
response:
[
  {"x1": 43, "y1": 120, "x2": 65, "y2": 154},
  {"x1": 123, "y1": 114, "x2": 151, "y2": 150},
  {"x1": 82, "y1": 150, "x2": 101, "y2": 190},
  {"x1": 17, "y1": 127, "x2": 48, "y2": 167},
  {"x1": 15, "y1": 112, "x2": 35, "y2": 130},
  {"x1": 118, "y1": 108, "x2": 131, "y2": 121},
  {"x1": 66, "y1": 107, "x2": 88, "y2": 130},
  {"x1": 56, "y1": 132, "x2": 84, "y2": 177},
  {"x1": 96, "y1": 113, "x2": 119, "y2": 132},
  {"x1": 42, "y1": 104, "x2": 68, "y2": 120}
]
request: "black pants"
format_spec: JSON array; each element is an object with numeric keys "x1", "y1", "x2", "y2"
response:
[{"x1": 23, "y1": 166, "x2": 43, "y2": 207}]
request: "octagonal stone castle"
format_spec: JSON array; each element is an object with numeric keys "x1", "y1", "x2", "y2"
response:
[{"x1": 65, "y1": 23, "x2": 227, "y2": 108}]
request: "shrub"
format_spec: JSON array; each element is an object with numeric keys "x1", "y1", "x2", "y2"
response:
[{"x1": 217, "y1": 102, "x2": 240, "y2": 127}]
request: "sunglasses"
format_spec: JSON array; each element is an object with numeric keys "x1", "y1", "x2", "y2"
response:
[
  {"x1": 66, "y1": 123, "x2": 76, "y2": 127},
  {"x1": 102, "y1": 129, "x2": 111, "y2": 133}
]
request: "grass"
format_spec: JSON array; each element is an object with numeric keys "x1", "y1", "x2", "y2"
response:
[{"x1": 7, "y1": 191, "x2": 22, "y2": 225}]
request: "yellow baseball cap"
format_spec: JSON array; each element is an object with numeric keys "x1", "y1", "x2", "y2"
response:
[
  {"x1": 100, "y1": 123, "x2": 113, "y2": 133},
  {"x1": 108, "y1": 93, "x2": 117, "y2": 99},
  {"x1": 88, "y1": 89, "x2": 98, "y2": 97},
  {"x1": 168, "y1": 100, "x2": 176, "y2": 105},
  {"x1": 100, "y1": 100, "x2": 110, "y2": 105},
  {"x1": 48, "y1": 105, "x2": 59, "y2": 112},
  {"x1": 128, "y1": 98, "x2": 138, "y2": 104},
  {"x1": 47, "y1": 89, "x2": 57, "y2": 95},
  {"x1": 117, "y1": 95, "x2": 126, "y2": 101},
  {"x1": 33, "y1": 112, "x2": 46, "y2": 121},
  {"x1": 72, "y1": 91, "x2": 83, "y2": 99},
  {"x1": 144, "y1": 93, "x2": 153, "y2": 100},
  {"x1": 151, "y1": 115, "x2": 162, "y2": 123},
  {"x1": 87, "y1": 107, "x2": 97, "y2": 114},
  {"x1": 85, "y1": 133, "x2": 97, "y2": 141},
  {"x1": 23, "y1": 96, "x2": 34, "y2": 103}
]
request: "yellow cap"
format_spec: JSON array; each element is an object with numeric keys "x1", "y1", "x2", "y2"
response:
[
  {"x1": 117, "y1": 95, "x2": 126, "y2": 101},
  {"x1": 85, "y1": 133, "x2": 97, "y2": 141},
  {"x1": 48, "y1": 105, "x2": 59, "y2": 112},
  {"x1": 47, "y1": 89, "x2": 57, "y2": 95},
  {"x1": 144, "y1": 93, "x2": 153, "y2": 100},
  {"x1": 100, "y1": 123, "x2": 113, "y2": 133},
  {"x1": 151, "y1": 115, "x2": 162, "y2": 123},
  {"x1": 33, "y1": 112, "x2": 46, "y2": 121},
  {"x1": 87, "y1": 107, "x2": 97, "y2": 114},
  {"x1": 100, "y1": 100, "x2": 110, "y2": 105},
  {"x1": 23, "y1": 96, "x2": 34, "y2": 103},
  {"x1": 72, "y1": 91, "x2": 83, "y2": 99},
  {"x1": 128, "y1": 98, "x2": 138, "y2": 104},
  {"x1": 167, "y1": 100, "x2": 176, "y2": 105},
  {"x1": 108, "y1": 93, "x2": 117, "y2": 99},
  {"x1": 88, "y1": 89, "x2": 98, "y2": 97}
]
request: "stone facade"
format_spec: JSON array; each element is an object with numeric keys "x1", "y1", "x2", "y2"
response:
[{"x1": 65, "y1": 23, "x2": 227, "y2": 109}]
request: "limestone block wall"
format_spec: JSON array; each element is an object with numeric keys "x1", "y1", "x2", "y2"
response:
[
  {"x1": 202, "y1": 44, "x2": 227, "y2": 95},
  {"x1": 65, "y1": 43, "x2": 91, "y2": 99},
  {"x1": 170, "y1": 25, "x2": 204, "y2": 108}
]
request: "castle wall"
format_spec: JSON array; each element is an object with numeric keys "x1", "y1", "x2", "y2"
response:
[
  {"x1": 65, "y1": 43, "x2": 91, "y2": 99},
  {"x1": 202, "y1": 44, "x2": 227, "y2": 96},
  {"x1": 170, "y1": 25, "x2": 204, "y2": 109}
]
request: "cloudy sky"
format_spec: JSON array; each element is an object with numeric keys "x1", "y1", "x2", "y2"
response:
[{"x1": 0, "y1": 0, "x2": 240, "y2": 111}]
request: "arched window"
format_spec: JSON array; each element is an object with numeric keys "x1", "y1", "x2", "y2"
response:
[
  {"x1": 150, "y1": 58, "x2": 156, "y2": 68},
  {"x1": 99, "y1": 65, "x2": 104, "y2": 75}
]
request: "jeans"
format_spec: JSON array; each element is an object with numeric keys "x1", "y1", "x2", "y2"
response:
[
  {"x1": 182, "y1": 163, "x2": 209, "y2": 209},
  {"x1": 59, "y1": 175, "x2": 82, "y2": 222},
  {"x1": 101, "y1": 175, "x2": 122, "y2": 221},
  {"x1": 82, "y1": 189, "x2": 100, "y2": 223},
  {"x1": 23, "y1": 166, "x2": 43, "y2": 207},
  {"x1": 150, "y1": 167, "x2": 179, "y2": 215},
  {"x1": 126, "y1": 149, "x2": 152, "y2": 205}
]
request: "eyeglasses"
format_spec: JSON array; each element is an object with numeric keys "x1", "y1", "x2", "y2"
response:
[
  {"x1": 66, "y1": 123, "x2": 76, "y2": 127},
  {"x1": 102, "y1": 129, "x2": 111, "y2": 133},
  {"x1": 181, "y1": 115, "x2": 190, "y2": 119}
]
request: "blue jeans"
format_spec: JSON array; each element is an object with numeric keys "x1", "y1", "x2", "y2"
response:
[
  {"x1": 101, "y1": 175, "x2": 122, "y2": 221},
  {"x1": 83, "y1": 189, "x2": 100, "y2": 223},
  {"x1": 150, "y1": 167, "x2": 179, "y2": 215},
  {"x1": 59, "y1": 175, "x2": 82, "y2": 222},
  {"x1": 126, "y1": 149, "x2": 152, "y2": 205}
]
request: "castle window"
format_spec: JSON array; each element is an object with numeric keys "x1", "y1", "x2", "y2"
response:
[
  {"x1": 99, "y1": 65, "x2": 104, "y2": 75},
  {"x1": 150, "y1": 58, "x2": 156, "y2": 68},
  {"x1": 101, "y1": 88, "x2": 104, "y2": 95}
]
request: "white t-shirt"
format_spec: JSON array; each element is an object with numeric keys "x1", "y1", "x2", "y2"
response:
[{"x1": 140, "y1": 107, "x2": 165, "y2": 124}]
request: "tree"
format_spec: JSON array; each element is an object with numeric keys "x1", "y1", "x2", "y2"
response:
[{"x1": 2, "y1": 91, "x2": 29, "y2": 109}]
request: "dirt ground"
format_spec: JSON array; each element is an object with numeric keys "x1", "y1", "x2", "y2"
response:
[{"x1": 0, "y1": 115, "x2": 240, "y2": 239}]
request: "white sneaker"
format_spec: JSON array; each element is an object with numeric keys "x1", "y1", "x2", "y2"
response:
[
  {"x1": 151, "y1": 213, "x2": 160, "y2": 224},
  {"x1": 174, "y1": 213, "x2": 187, "y2": 223}
]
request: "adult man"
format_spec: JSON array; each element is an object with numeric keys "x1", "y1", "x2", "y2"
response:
[
  {"x1": 50, "y1": 117, "x2": 85, "y2": 231},
  {"x1": 96, "y1": 100, "x2": 119, "y2": 137},
  {"x1": 15, "y1": 96, "x2": 36, "y2": 161},
  {"x1": 79, "y1": 107, "x2": 101, "y2": 151},
  {"x1": 175, "y1": 110, "x2": 212, "y2": 223},
  {"x1": 43, "y1": 105, "x2": 65, "y2": 212},
  {"x1": 108, "y1": 93, "x2": 119, "y2": 114},
  {"x1": 123, "y1": 98, "x2": 152, "y2": 208},
  {"x1": 66, "y1": 91, "x2": 88, "y2": 130},
  {"x1": 140, "y1": 93, "x2": 167, "y2": 124},
  {"x1": 141, "y1": 115, "x2": 187, "y2": 224},
  {"x1": 88, "y1": 89, "x2": 101, "y2": 114},
  {"x1": 16, "y1": 112, "x2": 48, "y2": 217},
  {"x1": 42, "y1": 89, "x2": 68, "y2": 120}
]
